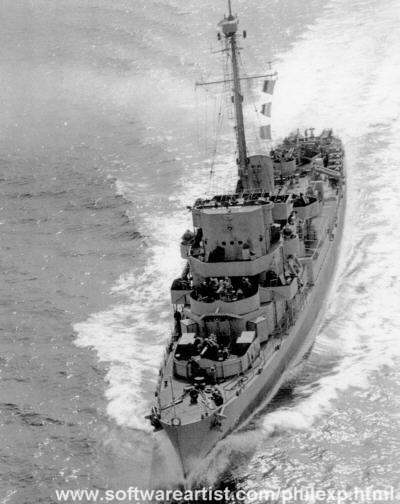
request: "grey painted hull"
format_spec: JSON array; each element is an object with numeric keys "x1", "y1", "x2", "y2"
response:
[{"x1": 161, "y1": 193, "x2": 346, "y2": 478}]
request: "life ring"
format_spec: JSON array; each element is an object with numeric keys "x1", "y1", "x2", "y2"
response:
[{"x1": 171, "y1": 417, "x2": 181, "y2": 426}]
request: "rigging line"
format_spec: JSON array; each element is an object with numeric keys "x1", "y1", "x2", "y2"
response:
[
  {"x1": 210, "y1": 100, "x2": 222, "y2": 171},
  {"x1": 208, "y1": 98, "x2": 224, "y2": 194},
  {"x1": 237, "y1": 52, "x2": 261, "y2": 123},
  {"x1": 210, "y1": 100, "x2": 218, "y2": 174},
  {"x1": 238, "y1": 51, "x2": 261, "y2": 105},
  {"x1": 238, "y1": 50, "x2": 259, "y2": 115},
  {"x1": 209, "y1": 47, "x2": 232, "y2": 195},
  {"x1": 205, "y1": 39, "x2": 228, "y2": 197},
  {"x1": 240, "y1": 51, "x2": 274, "y2": 117},
  {"x1": 238, "y1": 51, "x2": 271, "y2": 152},
  {"x1": 208, "y1": 97, "x2": 224, "y2": 189},
  {"x1": 204, "y1": 90, "x2": 208, "y2": 161},
  {"x1": 195, "y1": 86, "x2": 200, "y2": 152},
  {"x1": 238, "y1": 51, "x2": 259, "y2": 151},
  {"x1": 207, "y1": 85, "x2": 225, "y2": 193}
]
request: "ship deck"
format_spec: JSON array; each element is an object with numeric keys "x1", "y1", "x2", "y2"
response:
[{"x1": 158, "y1": 164, "x2": 342, "y2": 427}]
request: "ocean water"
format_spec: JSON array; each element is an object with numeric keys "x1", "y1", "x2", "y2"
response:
[{"x1": 1, "y1": 0, "x2": 400, "y2": 502}]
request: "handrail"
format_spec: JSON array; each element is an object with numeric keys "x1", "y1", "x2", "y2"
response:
[{"x1": 189, "y1": 242, "x2": 280, "y2": 277}]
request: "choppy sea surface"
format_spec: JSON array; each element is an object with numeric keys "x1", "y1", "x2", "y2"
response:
[{"x1": 1, "y1": 0, "x2": 400, "y2": 502}]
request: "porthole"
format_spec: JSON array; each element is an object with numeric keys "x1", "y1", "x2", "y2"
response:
[
  {"x1": 222, "y1": 241, "x2": 226, "y2": 246},
  {"x1": 230, "y1": 241, "x2": 234, "y2": 245}
]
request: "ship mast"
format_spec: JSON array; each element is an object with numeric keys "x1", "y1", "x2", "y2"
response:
[
  {"x1": 197, "y1": 2, "x2": 277, "y2": 186},
  {"x1": 221, "y1": 1, "x2": 248, "y2": 178}
]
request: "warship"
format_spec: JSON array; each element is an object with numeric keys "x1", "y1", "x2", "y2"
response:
[{"x1": 147, "y1": 1, "x2": 345, "y2": 477}]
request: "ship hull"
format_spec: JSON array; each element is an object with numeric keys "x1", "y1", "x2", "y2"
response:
[{"x1": 162, "y1": 191, "x2": 346, "y2": 478}]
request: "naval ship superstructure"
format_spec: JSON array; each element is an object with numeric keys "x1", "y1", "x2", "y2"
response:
[{"x1": 147, "y1": 2, "x2": 345, "y2": 477}]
